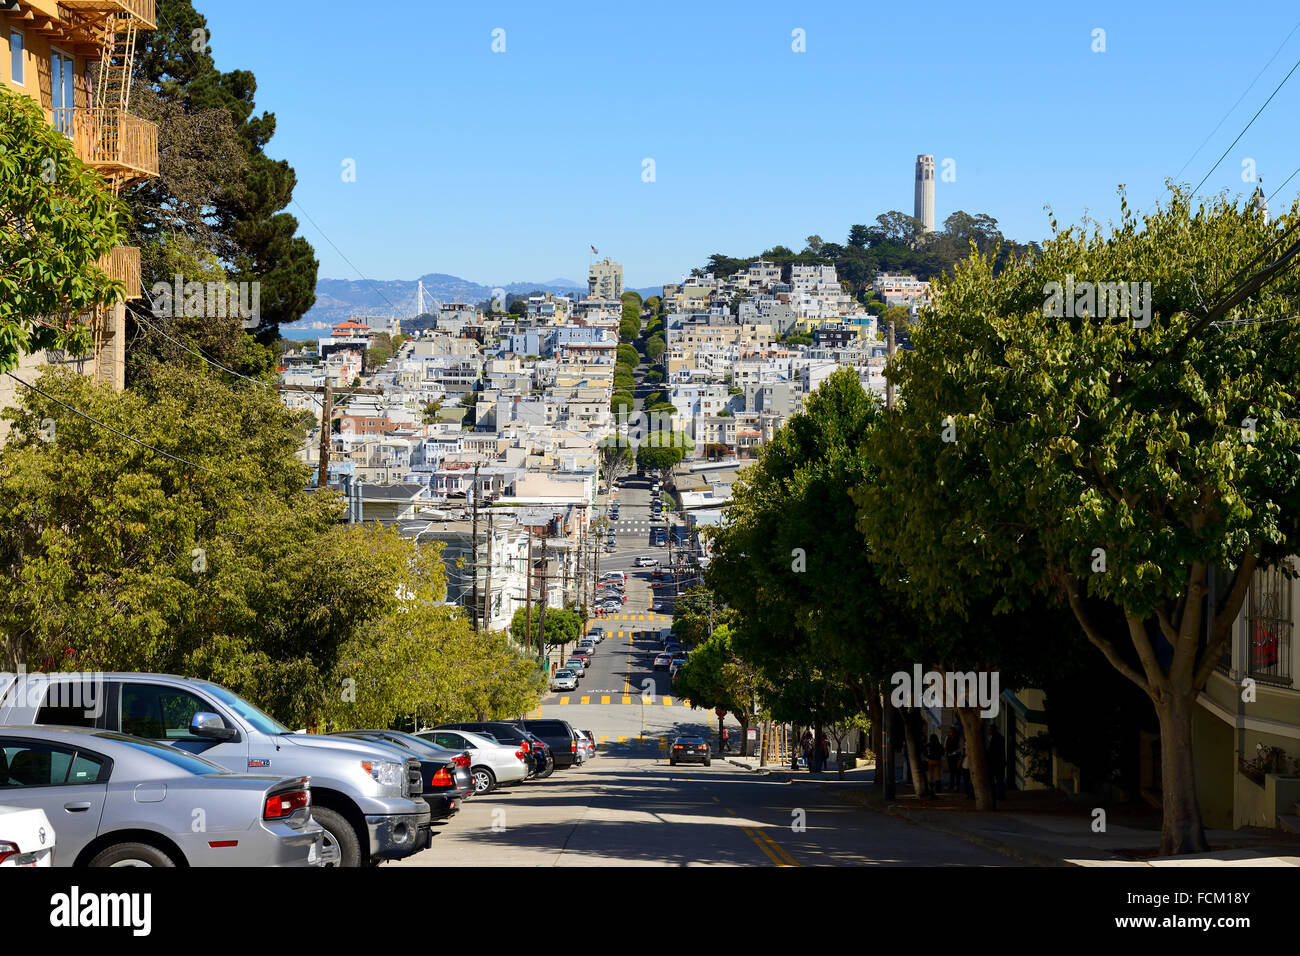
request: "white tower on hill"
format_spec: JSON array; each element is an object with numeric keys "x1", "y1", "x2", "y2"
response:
[{"x1": 914, "y1": 154, "x2": 935, "y2": 234}]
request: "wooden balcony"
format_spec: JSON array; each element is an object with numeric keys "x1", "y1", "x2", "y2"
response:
[
  {"x1": 57, "y1": 0, "x2": 156, "y2": 30},
  {"x1": 52, "y1": 107, "x2": 159, "y2": 186},
  {"x1": 96, "y1": 245, "x2": 142, "y2": 299}
]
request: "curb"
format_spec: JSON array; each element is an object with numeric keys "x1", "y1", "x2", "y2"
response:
[{"x1": 831, "y1": 788, "x2": 1076, "y2": 867}]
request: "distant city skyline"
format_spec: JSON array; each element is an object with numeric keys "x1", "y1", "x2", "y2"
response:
[{"x1": 203, "y1": 1, "x2": 1300, "y2": 288}]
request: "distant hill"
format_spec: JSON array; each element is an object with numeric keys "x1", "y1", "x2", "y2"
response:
[{"x1": 283, "y1": 273, "x2": 671, "y2": 334}]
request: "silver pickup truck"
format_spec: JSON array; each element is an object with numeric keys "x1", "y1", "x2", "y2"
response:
[{"x1": 0, "y1": 671, "x2": 431, "y2": 867}]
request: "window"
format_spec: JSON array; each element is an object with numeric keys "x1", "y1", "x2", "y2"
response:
[
  {"x1": 35, "y1": 680, "x2": 102, "y2": 728},
  {"x1": 8, "y1": 29, "x2": 24, "y2": 86},
  {"x1": 433, "y1": 732, "x2": 466, "y2": 750},
  {"x1": 50, "y1": 49, "x2": 75, "y2": 133},
  {"x1": 1245, "y1": 565, "x2": 1293, "y2": 683},
  {"x1": 121, "y1": 684, "x2": 215, "y2": 741},
  {"x1": 0, "y1": 742, "x2": 105, "y2": 787}
]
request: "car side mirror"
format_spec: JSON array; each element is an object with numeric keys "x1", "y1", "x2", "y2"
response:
[{"x1": 190, "y1": 712, "x2": 237, "y2": 741}]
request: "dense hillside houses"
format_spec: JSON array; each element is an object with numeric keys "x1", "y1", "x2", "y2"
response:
[{"x1": 276, "y1": 255, "x2": 908, "y2": 630}]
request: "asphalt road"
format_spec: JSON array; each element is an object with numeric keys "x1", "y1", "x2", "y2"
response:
[{"x1": 391, "y1": 750, "x2": 1010, "y2": 867}]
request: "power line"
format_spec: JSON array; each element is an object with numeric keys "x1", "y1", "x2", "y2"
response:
[
  {"x1": 5, "y1": 371, "x2": 217, "y2": 475},
  {"x1": 1173, "y1": 17, "x2": 1300, "y2": 183},
  {"x1": 1191, "y1": 54, "x2": 1300, "y2": 199}
]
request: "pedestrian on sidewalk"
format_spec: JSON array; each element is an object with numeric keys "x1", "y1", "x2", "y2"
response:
[
  {"x1": 925, "y1": 732, "x2": 944, "y2": 795},
  {"x1": 819, "y1": 733, "x2": 830, "y2": 772},
  {"x1": 988, "y1": 724, "x2": 1006, "y2": 800},
  {"x1": 944, "y1": 725, "x2": 961, "y2": 792},
  {"x1": 721, "y1": 726, "x2": 731, "y2": 753},
  {"x1": 800, "y1": 730, "x2": 813, "y2": 771}
]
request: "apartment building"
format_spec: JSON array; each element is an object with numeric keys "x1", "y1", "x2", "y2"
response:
[
  {"x1": 1, "y1": 0, "x2": 159, "y2": 437},
  {"x1": 588, "y1": 257, "x2": 624, "y2": 300}
]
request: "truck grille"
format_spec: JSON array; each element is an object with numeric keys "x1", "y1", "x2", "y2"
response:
[{"x1": 405, "y1": 757, "x2": 423, "y2": 797}]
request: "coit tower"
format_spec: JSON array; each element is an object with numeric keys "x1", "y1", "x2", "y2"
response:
[{"x1": 914, "y1": 154, "x2": 935, "y2": 233}]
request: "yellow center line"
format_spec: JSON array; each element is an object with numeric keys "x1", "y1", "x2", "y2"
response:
[
  {"x1": 741, "y1": 827, "x2": 790, "y2": 867},
  {"x1": 754, "y1": 829, "x2": 801, "y2": 867}
]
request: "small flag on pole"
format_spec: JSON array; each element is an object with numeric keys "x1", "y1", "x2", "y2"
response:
[{"x1": 590, "y1": 246, "x2": 599, "y2": 255}]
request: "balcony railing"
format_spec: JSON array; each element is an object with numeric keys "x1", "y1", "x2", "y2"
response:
[
  {"x1": 96, "y1": 245, "x2": 142, "y2": 299},
  {"x1": 52, "y1": 108, "x2": 159, "y2": 185},
  {"x1": 58, "y1": 0, "x2": 157, "y2": 29}
]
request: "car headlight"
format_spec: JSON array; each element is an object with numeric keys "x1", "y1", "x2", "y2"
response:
[{"x1": 360, "y1": 760, "x2": 404, "y2": 795}]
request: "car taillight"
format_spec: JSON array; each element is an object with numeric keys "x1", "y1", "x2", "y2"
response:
[
  {"x1": 515, "y1": 749, "x2": 526, "y2": 760},
  {"x1": 264, "y1": 788, "x2": 310, "y2": 820},
  {"x1": 453, "y1": 753, "x2": 471, "y2": 767},
  {"x1": 571, "y1": 741, "x2": 577, "y2": 752},
  {"x1": 520, "y1": 741, "x2": 531, "y2": 752},
  {"x1": 0, "y1": 841, "x2": 19, "y2": 865},
  {"x1": 431, "y1": 767, "x2": 454, "y2": 786},
  {"x1": 673, "y1": 745, "x2": 684, "y2": 749}
]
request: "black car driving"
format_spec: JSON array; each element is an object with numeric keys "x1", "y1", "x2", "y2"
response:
[{"x1": 669, "y1": 735, "x2": 711, "y2": 767}]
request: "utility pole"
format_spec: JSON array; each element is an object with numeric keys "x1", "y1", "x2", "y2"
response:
[
  {"x1": 470, "y1": 463, "x2": 481, "y2": 632},
  {"x1": 274, "y1": 383, "x2": 384, "y2": 490},
  {"x1": 538, "y1": 541, "x2": 548, "y2": 663},
  {"x1": 317, "y1": 381, "x2": 332, "y2": 488},
  {"x1": 883, "y1": 318, "x2": 897, "y2": 799},
  {"x1": 524, "y1": 532, "x2": 533, "y2": 657},
  {"x1": 483, "y1": 507, "x2": 493, "y2": 633}
]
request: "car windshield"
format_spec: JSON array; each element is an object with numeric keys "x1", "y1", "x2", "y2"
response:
[
  {"x1": 204, "y1": 684, "x2": 293, "y2": 735},
  {"x1": 93, "y1": 732, "x2": 229, "y2": 775},
  {"x1": 359, "y1": 731, "x2": 453, "y2": 758},
  {"x1": 556, "y1": 670, "x2": 573, "y2": 677}
]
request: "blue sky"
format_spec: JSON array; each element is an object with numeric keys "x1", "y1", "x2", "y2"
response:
[{"x1": 200, "y1": 0, "x2": 1300, "y2": 290}]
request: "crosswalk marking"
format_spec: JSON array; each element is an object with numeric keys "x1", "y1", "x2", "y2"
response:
[
  {"x1": 601, "y1": 695, "x2": 610, "y2": 705},
  {"x1": 559, "y1": 696, "x2": 570, "y2": 705},
  {"x1": 580, "y1": 696, "x2": 590, "y2": 705},
  {"x1": 662, "y1": 696, "x2": 672, "y2": 706},
  {"x1": 618, "y1": 735, "x2": 626, "y2": 743},
  {"x1": 622, "y1": 695, "x2": 631, "y2": 704}
]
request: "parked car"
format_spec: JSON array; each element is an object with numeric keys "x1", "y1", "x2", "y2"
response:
[
  {"x1": 566, "y1": 655, "x2": 588, "y2": 674},
  {"x1": 437, "y1": 722, "x2": 555, "y2": 779},
  {"x1": 582, "y1": 730, "x2": 597, "y2": 760},
  {"x1": 329, "y1": 730, "x2": 474, "y2": 821},
  {"x1": 600, "y1": 572, "x2": 626, "y2": 584},
  {"x1": 521, "y1": 719, "x2": 582, "y2": 769},
  {"x1": 634, "y1": 555, "x2": 656, "y2": 567},
  {"x1": 585, "y1": 628, "x2": 604, "y2": 644},
  {"x1": 0, "y1": 805, "x2": 53, "y2": 867},
  {"x1": 0, "y1": 671, "x2": 431, "y2": 867},
  {"x1": 669, "y1": 735, "x2": 711, "y2": 767},
  {"x1": 0, "y1": 727, "x2": 328, "y2": 866},
  {"x1": 418, "y1": 729, "x2": 529, "y2": 794},
  {"x1": 551, "y1": 669, "x2": 578, "y2": 692},
  {"x1": 654, "y1": 652, "x2": 672, "y2": 670}
]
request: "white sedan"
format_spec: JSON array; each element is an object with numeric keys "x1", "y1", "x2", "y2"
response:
[
  {"x1": 421, "y1": 729, "x2": 530, "y2": 794},
  {"x1": 0, "y1": 806, "x2": 54, "y2": 867}
]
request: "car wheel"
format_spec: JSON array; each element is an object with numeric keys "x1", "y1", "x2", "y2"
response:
[
  {"x1": 311, "y1": 807, "x2": 362, "y2": 868},
  {"x1": 538, "y1": 762, "x2": 555, "y2": 778},
  {"x1": 89, "y1": 843, "x2": 177, "y2": 868},
  {"x1": 472, "y1": 766, "x2": 497, "y2": 794}
]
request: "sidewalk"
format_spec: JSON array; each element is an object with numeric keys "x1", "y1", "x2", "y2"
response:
[{"x1": 723, "y1": 756, "x2": 1300, "y2": 866}]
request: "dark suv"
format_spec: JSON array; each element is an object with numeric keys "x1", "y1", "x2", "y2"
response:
[
  {"x1": 438, "y1": 721, "x2": 554, "y2": 777},
  {"x1": 521, "y1": 719, "x2": 582, "y2": 769}
]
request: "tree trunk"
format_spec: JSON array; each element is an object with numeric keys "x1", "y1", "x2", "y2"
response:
[
  {"x1": 738, "y1": 715, "x2": 749, "y2": 758},
  {"x1": 868, "y1": 693, "x2": 883, "y2": 789},
  {"x1": 792, "y1": 724, "x2": 801, "y2": 771},
  {"x1": 955, "y1": 706, "x2": 994, "y2": 811},
  {"x1": 1157, "y1": 692, "x2": 1210, "y2": 854},
  {"x1": 901, "y1": 708, "x2": 929, "y2": 796}
]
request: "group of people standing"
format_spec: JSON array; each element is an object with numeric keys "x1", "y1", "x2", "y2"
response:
[
  {"x1": 924, "y1": 722, "x2": 1006, "y2": 798},
  {"x1": 799, "y1": 729, "x2": 832, "y2": 772}
]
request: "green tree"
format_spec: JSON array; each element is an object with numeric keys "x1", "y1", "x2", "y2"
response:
[
  {"x1": 860, "y1": 188, "x2": 1300, "y2": 851},
  {"x1": 131, "y1": 0, "x2": 319, "y2": 335},
  {"x1": 645, "y1": 336, "x2": 666, "y2": 364},
  {"x1": 635, "y1": 431, "x2": 692, "y2": 482},
  {"x1": 617, "y1": 344, "x2": 640, "y2": 368},
  {"x1": 671, "y1": 624, "x2": 758, "y2": 750},
  {"x1": 421, "y1": 400, "x2": 443, "y2": 424},
  {"x1": 0, "y1": 86, "x2": 128, "y2": 374},
  {"x1": 598, "y1": 437, "x2": 634, "y2": 488},
  {"x1": 510, "y1": 606, "x2": 582, "y2": 659}
]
